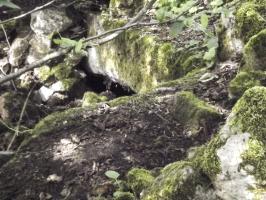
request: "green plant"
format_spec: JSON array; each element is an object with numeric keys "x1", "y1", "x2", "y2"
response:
[
  {"x1": 0, "y1": 0, "x2": 20, "y2": 9},
  {"x1": 53, "y1": 35, "x2": 86, "y2": 54},
  {"x1": 155, "y1": 0, "x2": 236, "y2": 62},
  {"x1": 105, "y1": 170, "x2": 121, "y2": 185}
]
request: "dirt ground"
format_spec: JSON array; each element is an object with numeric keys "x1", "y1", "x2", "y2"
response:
[{"x1": 0, "y1": 87, "x2": 226, "y2": 200}]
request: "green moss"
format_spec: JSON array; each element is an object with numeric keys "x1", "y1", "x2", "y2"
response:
[
  {"x1": 97, "y1": 17, "x2": 184, "y2": 93},
  {"x1": 113, "y1": 191, "x2": 134, "y2": 200},
  {"x1": 174, "y1": 91, "x2": 220, "y2": 137},
  {"x1": 229, "y1": 71, "x2": 265, "y2": 98},
  {"x1": 61, "y1": 78, "x2": 80, "y2": 91},
  {"x1": 31, "y1": 107, "x2": 84, "y2": 137},
  {"x1": 109, "y1": 0, "x2": 146, "y2": 17},
  {"x1": 51, "y1": 63, "x2": 73, "y2": 80},
  {"x1": 230, "y1": 86, "x2": 266, "y2": 141},
  {"x1": 127, "y1": 168, "x2": 155, "y2": 195},
  {"x1": 108, "y1": 96, "x2": 132, "y2": 107},
  {"x1": 236, "y1": 3, "x2": 266, "y2": 43},
  {"x1": 244, "y1": 29, "x2": 266, "y2": 71},
  {"x1": 241, "y1": 139, "x2": 266, "y2": 182},
  {"x1": 157, "y1": 68, "x2": 207, "y2": 89},
  {"x1": 38, "y1": 65, "x2": 52, "y2": 82},
  {"x1": 143, "y1": 161, "x2": 208, "y2": 200},
  {"x1": 179, "y1": 53, "x2": 204, "y2": 76},
  {"x1": 192, "y1": 134, "x2": 224, "y2": 178},
  {"x1": 82, "y1": 92, "x2": 108, "y2": 107}
]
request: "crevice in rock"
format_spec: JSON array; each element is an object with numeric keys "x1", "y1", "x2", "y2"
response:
[{"x1": 78, "y1": 58, "x2": 135, "y2": 98}]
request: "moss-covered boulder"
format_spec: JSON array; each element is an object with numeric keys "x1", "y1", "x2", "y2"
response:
[
  {"x1": 228, "y1": 71, "x2": 266, "y2": 99},
  {"x1": 236, "y1": 2, "x2": 266, "y2": 43},
  {"x1": 196, "y1": 86, "x2": 266, "y2": 199},
  {"x1": 244, "y1": 29, "x2": 266, "y2": 71},
  {"x1": 86, "y1": 13, "x2": 206, "y2": 93},
  {"x1": 173, "y1": 91, "x2": 221, "y2": 137},
  {"x1": 140, "y1": 86, "x2": 266, "y2": 200},
  {"x1": 82, "y1": 92, "x2": 108, "y2": 107},
  {"x1": 142, "y1": 161, "x2": 216, "y2": 200},
  {"x1": 127, "y1": 168, "x2": 155, "y2": 196}
]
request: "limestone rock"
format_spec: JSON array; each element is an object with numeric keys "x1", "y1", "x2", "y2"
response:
[
  {"x1": 30, "y1": 8, "x2": 73, "y2": 36},
  {"x1": 26, "y1": 34, "x2": 52, "y2": 64},
  {"x1": 8, "y1": 36, "x2": 30, "y2": 67},
  {"x1": 198, "y1": 86, "x2": 266, "y2": 200}
]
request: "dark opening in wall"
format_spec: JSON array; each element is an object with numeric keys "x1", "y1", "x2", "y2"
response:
[{"x1": 78, "y1": 57, "x2": 135, "y2": 98}]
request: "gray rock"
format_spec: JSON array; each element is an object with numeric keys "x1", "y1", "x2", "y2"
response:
[{"x1": 30, "y1": 8, "x2": 73, "y2": 36}]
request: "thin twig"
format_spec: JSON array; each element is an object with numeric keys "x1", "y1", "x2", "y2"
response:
[
  {"x1": 0, "y1": 49, "x2": 69, "y2": 85},
  {"x1": 0, "y1": 24, "x2": 11, "y2": 48},
  {"x1": 0, "y1": 0, "x2": 57, "y2": 25},
  {"x1": 7, "y1": 84, "x2": 36, "y2": 151}
]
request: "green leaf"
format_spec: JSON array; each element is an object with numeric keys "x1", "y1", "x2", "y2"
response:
[
  {"x1": 105, "y1": 170, "x2": 120, "y2": 180},
  {"x1": 189, "y1": 6, "x2": 198, "y2": 14},
  {"x1": 0, "y1": 0, "x2": 20, "y2": 9},
  {"x1": 53, "y1": 37, "x2": 78, "y2": 48},
  {"x1": 210, "y1": 0, "x2": 223, "y2": 7},
  {"x1": 184, "y1": 17, "x2": 194, "y2": 27},
  {"x1": 169, "y1": 21, "x2": 184, "y2": 37},
  {"x1": 75, "y1": 39, "x2": 83, "y2": 53},
  {"x1": 207, "y1": 37, "x2": 219, "y2": 49},
  {"x1": 204, "y1": 47, "x2": 216, "y2": 61},
  {"x1": 200, "y1": 14, "x2": 209, "y2": 29},
  {"x1": 113, "y1": 191, "x2": 124, "y2": 197}
]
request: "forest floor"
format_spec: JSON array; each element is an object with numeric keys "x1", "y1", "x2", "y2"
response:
[{"x1": 0, "y1": 59, "x2": 238, "y2": 199}]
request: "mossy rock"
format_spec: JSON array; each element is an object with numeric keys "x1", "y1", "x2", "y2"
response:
[
  {"x1": 173, "y1": 91, "x2": 221, "y2": 137},
  {"x1": 109, "y1": 0, "x2": 147, "y2": 17},
  {"x1": 82, "y1": 92, "x2": 108, "y2": 107},
  {"x1": 89, "y1": 15, "x2": 206, "y2": 93},
  {"x1": 142, "y1": 161, "x2": 214, "y2": 200},
  {"x1": 30, "y1": 107, "x2": 85, "y2": 137},
  {"x1": 235, "y1": 2, "x2": 266, "y2": 43},
  {"x1": 193, "y1": 86, "x2": 266, "y2": 199},
  {"x1": 244, "y1": 29, "x2": 266, "y2": 71},
  {"x1": 127, "y1": 168, "x2": 155, "y2": 195},
  {"x1": 228, "y1": 71, "x2": 266, "y2": 99}
]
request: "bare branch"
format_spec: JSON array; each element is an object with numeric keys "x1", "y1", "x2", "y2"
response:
[
  {"x1": 0, "y1": 0, "x2": 57, "y2": 25},
  {"x1": 0, "y1": 49, "x2": 69, "y2": 85},
  {"x1": 88, "y1": 0, "x2": 157, "y2": 45}
]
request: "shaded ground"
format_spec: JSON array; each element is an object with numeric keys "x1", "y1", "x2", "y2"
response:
[{"x1": 0, "y1": 92, "x2": 223, "y2": 200}]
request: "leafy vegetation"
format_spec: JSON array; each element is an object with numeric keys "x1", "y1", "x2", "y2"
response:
[{"x1": 155, "y1": 0, "x2": 235, "y2": 62}]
